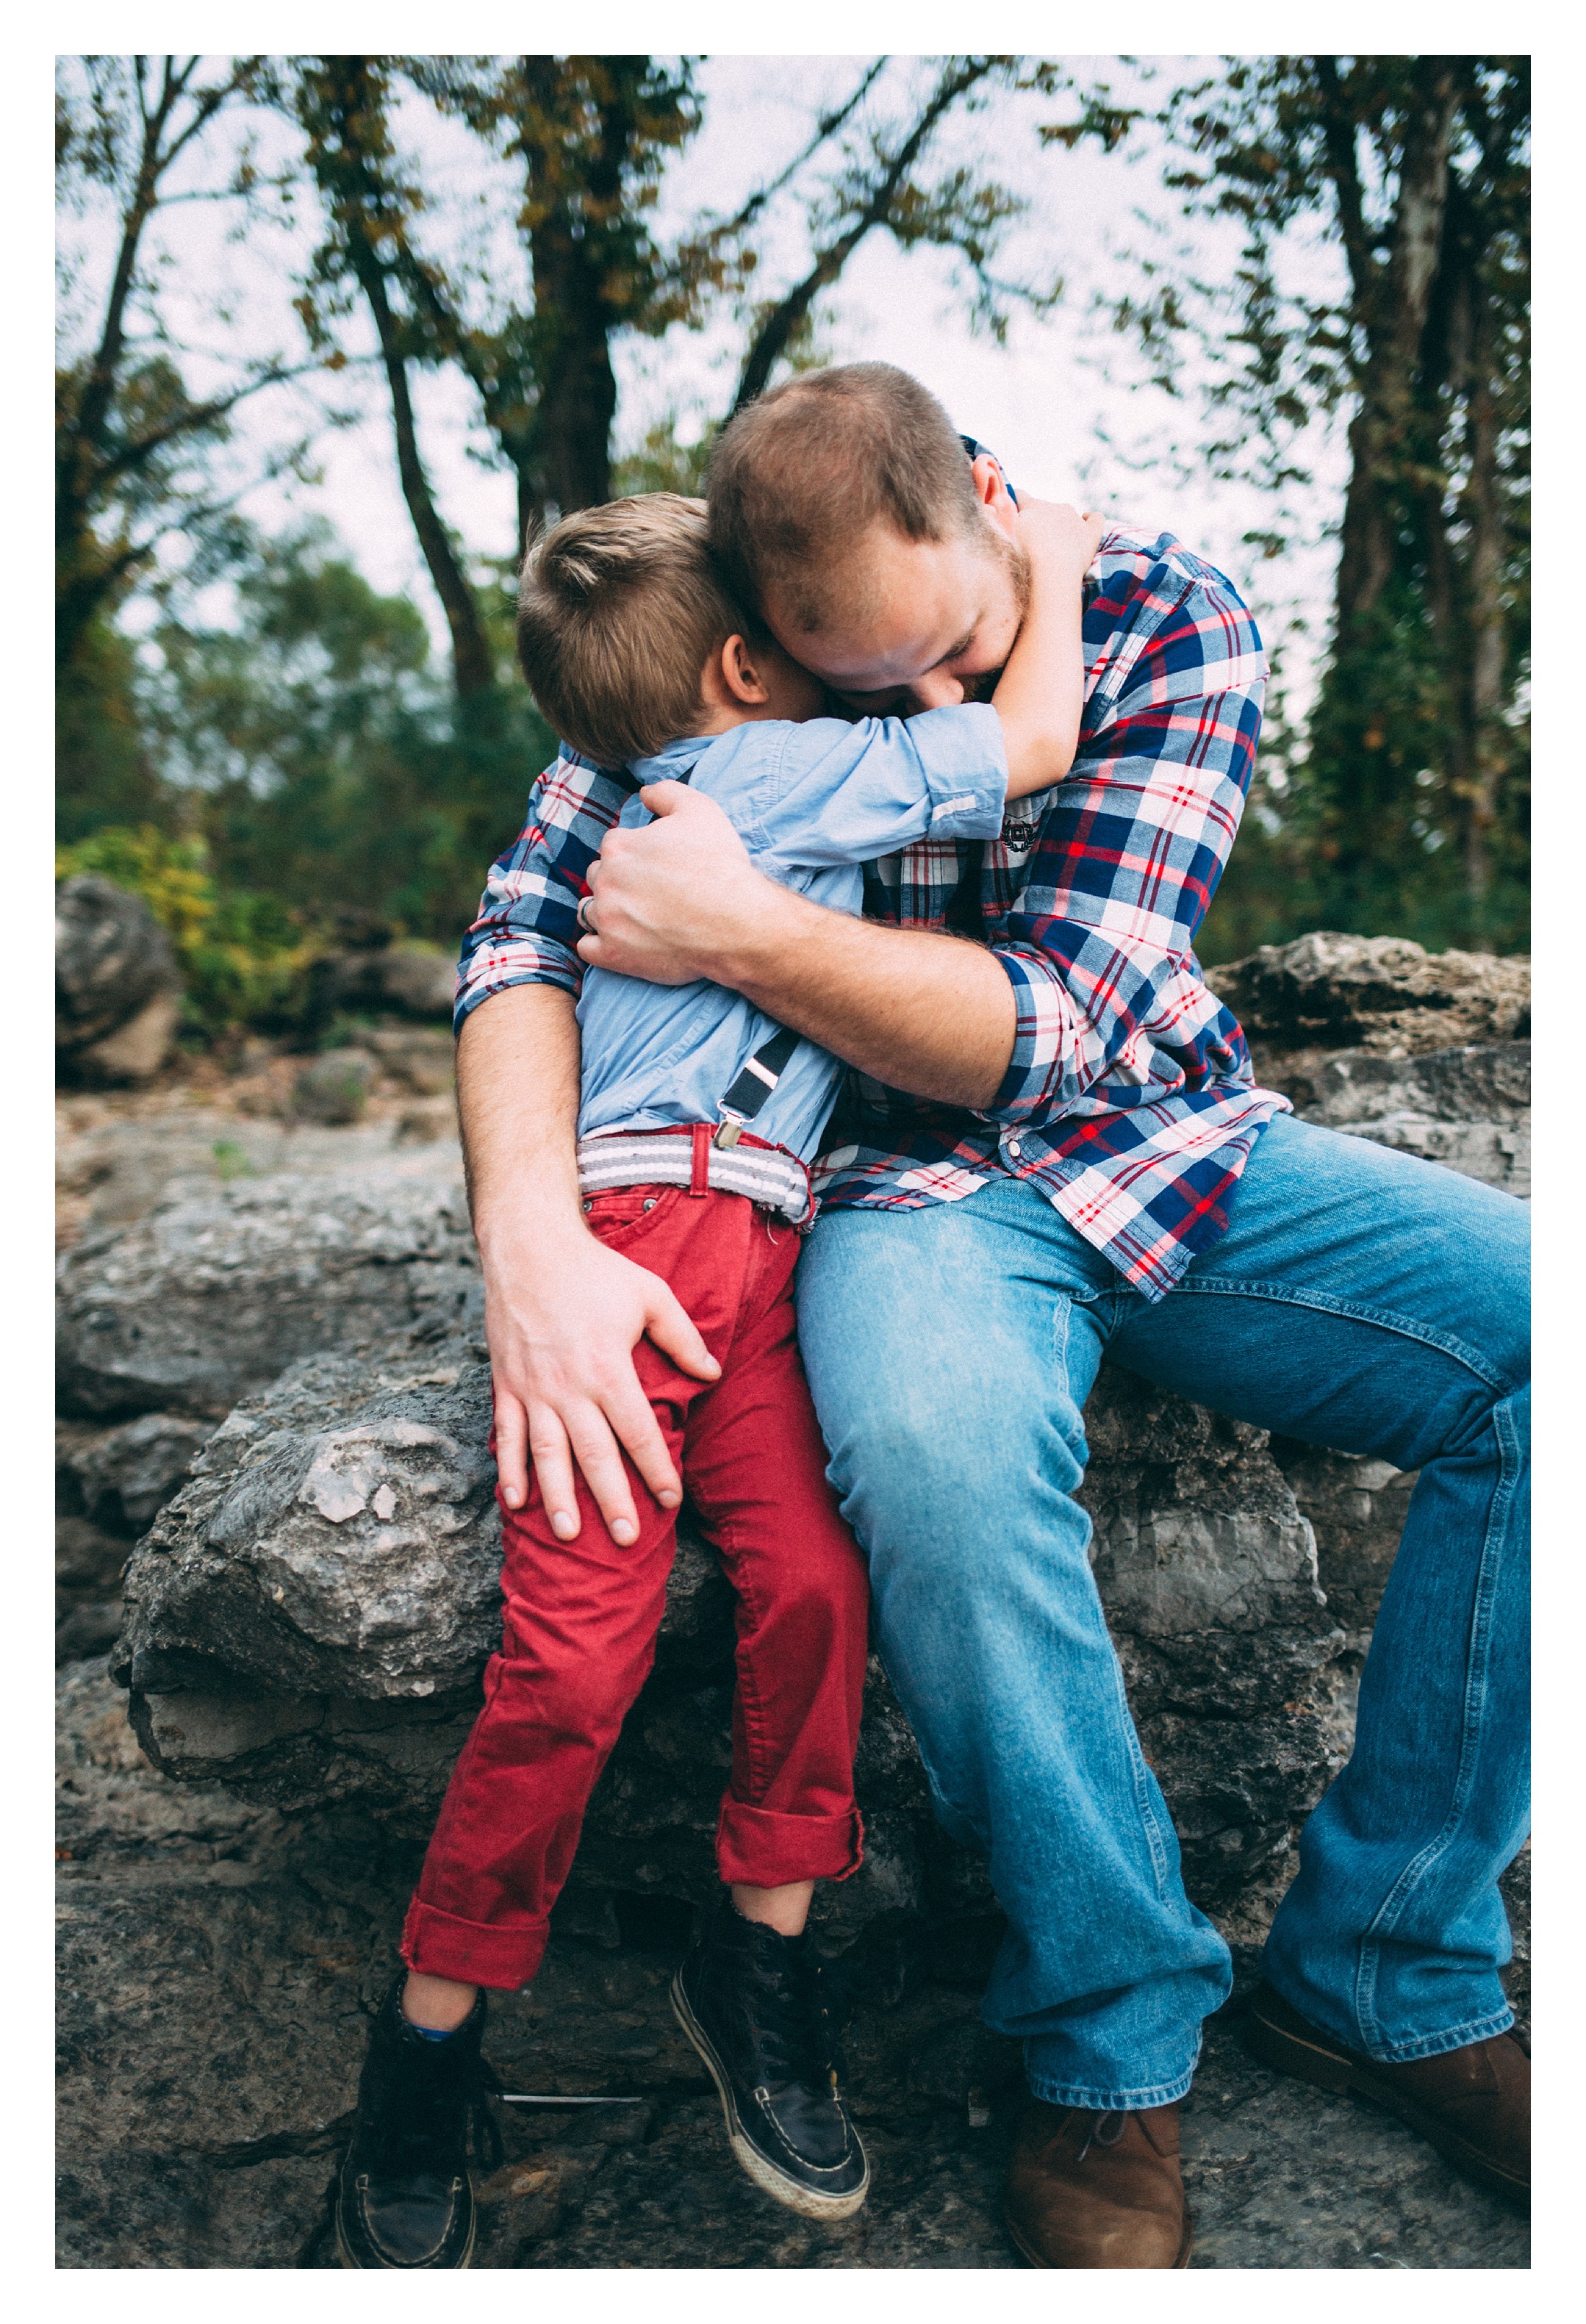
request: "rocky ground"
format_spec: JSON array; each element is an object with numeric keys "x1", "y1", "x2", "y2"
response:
[
  {"x1": 57, "y1": 1660, "x2": 1528, "y2": 2270},
  {"x1": 56, "y1": 934, "x2": 1532, "y2": 2270}
]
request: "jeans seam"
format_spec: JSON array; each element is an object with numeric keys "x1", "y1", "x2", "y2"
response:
[
  {"x1": 1171, "y1": 1276, "x2": 1513, "y2": 1395},
  {"x1": 1111, "y1": 1654, "x2": 1171, "y2": 1896},
  {"x1": 1354, "y1": 1393, "x2": 1520, "y2": 2051}
]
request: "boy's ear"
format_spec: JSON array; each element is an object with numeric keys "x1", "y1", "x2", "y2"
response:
[{"x1": 720, "y1": 633, "x2": 772, "y2": 706}]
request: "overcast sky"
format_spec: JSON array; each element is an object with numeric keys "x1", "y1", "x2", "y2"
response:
[{"x1": 58, "y1": 54, "x2": 1348, "y2": 715}]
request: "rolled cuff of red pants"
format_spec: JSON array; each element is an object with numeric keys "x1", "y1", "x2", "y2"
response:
[
  {"x1": 401, "y1": 1896, "x2": 549, "y2": 1991},
  {"x1": 714, "y1": 1798, "x2": 865, "y2": 1887}
]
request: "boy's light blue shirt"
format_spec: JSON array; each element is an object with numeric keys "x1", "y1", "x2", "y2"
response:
[{"x1": 575, "y1": 704, "x2": 1009, "y2": 1161}]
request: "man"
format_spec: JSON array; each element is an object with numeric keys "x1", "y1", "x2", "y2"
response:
[{"x1": 456, "y1": 365, "x2": 1529, "y2": 2267}]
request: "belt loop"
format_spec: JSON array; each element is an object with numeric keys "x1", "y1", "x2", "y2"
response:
[{"x1": 689, "y1": 1122, "x2": 711, "y2": 1197}]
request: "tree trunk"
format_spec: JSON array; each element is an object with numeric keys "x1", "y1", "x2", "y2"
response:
[
  {"x1": 1461, "y1": 292, "x2": 1506, "y2": 947},
  {"x1": 350, "y1": 245, "x2": 495, "y2": 697},
  {"x1": 1332, "y1": 60, "x2": 1460, "y2": 633},
  {"x1": 520, "y1": 54, "x2": 620, "y2": 521}
]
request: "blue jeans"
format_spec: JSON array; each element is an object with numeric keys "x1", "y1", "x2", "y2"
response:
[{"x1": 796, "y1": 1114, "x2": 1529, "y2": 2110}]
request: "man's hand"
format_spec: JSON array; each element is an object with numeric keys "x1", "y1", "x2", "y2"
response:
[
  {"x1": 456, "y1": 983, "x2": 720, "y2": 1547},
  {"x1": 575, "y1": 780, "x2": 781, "y2": 986},
  {"x1": 485, "y1": 1227, "x2": 719, "y2": 1545}
]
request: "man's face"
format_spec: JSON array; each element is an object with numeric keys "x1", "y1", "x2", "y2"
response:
[{"x1": 761, "y1": 459, "x2": 1029, "y2": 717}]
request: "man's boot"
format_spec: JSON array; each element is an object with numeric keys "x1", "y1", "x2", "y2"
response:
[
  {"x1": 1243, "y1": 1982, "x2": 1529, "y2": 2210},
  {"x1": 671, "y1": 1895, "x2": 869, "y2": 2219},
  {"x1": 1003, "y1": 2100, "x2": 1192, "y2": 2267},
  {"x1": 335, "y1": 1978, "x2": 502, "y2": 2269}
]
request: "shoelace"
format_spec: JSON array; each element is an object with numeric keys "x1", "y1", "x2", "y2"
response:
[
  {"x1": 1075, "y1": 2110, "x2": 1127, "y2": 2163},
  {"x1": 742, "y1": 1951, "x2": 836, "y2": 2091},
  {"x1": 375, "y1": 2043, "x2": 505, "y2": 2178}
]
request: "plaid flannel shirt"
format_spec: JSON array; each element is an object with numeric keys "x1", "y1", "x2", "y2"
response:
[{"x1": 456, "y1": 526, "x2": 1288, "y2": 1302}]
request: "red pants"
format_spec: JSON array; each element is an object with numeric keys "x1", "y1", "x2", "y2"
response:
[{"x1": 402, "y1": 1174, "x2": 870, "y2": 1990}]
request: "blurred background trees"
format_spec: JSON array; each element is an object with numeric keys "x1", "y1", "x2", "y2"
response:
[
  {"x1": 56, "y1": 51, "x2": 1529, "y2": 1050},
  {"x1": 1102, "y1": 55, "x2": 1530, "y2": 956}
]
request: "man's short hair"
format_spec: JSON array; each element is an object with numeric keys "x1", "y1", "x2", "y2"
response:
[
  {"x1": 706, "y1": 362, "x2": 983, "y2": 633},
  {"x1": 516, "y1": 493, "x2": 758, "y2": 767}
]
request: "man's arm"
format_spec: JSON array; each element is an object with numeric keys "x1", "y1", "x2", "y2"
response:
[
  {"x1": 453, "y1": 756, "x2": 720, "y2": 1540},
  {"x1": 577, "y1": 547, "x2": 1266, "y2": 1113},
  {"x1": 457, "y1": 983, "x2": 719, "y2": 1541},
  {"x1": 581, "y1": 806, "x2": 1014, "y2": 1102}
]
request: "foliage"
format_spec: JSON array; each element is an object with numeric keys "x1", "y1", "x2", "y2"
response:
[
  {"x1": 54, "y1": 822, "x2": 316, "y2": 1039},
  {"x1": 137, "y1": 526, "x2": 555, "y2": 944},
  {"x1": 1090, "y1": 56, "x2": 1529, "y2": 953},
  {"x1": 57, "y1": 609, "x2": 169, "y2": 842},
  {"x1": 55, "y1": 50, "x2": 1530, "y2": 1061},
  {"x1": 55, "y1": 56, "x2": 316, "y2": 675}
]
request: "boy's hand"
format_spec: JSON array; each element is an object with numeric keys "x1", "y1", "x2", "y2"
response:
[{"x1": 1016, "y1": 498, "x2": 1106, "y2": 581}]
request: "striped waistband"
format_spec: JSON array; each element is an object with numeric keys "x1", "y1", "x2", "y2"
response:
[{"x1": 575, "y1": 1127, "x2": 813, "y2": 1224}]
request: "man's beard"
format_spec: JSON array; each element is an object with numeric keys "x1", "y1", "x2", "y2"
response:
[{"x1": 960, "y1": 527, "x2": 1032, "y2": 700}]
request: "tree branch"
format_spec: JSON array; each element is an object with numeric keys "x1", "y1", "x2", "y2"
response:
[{"x1": 731, "y1": 57, "x2": 1000, "y2": 412}]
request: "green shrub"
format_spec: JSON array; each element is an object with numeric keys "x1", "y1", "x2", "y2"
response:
[{"x1": 54, "y1": 825, "x2": 319, "y2": 1040}]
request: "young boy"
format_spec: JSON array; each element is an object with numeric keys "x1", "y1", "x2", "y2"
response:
[{"x1": 337, "y1": 490, "x2": 1102, "y2": 2267}]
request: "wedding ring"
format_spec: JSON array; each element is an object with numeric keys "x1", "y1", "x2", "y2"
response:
[{"x1": 576, "y1": 894, "x2": 596, "y2": 934}]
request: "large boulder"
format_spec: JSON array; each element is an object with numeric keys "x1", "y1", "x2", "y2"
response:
[
  {"x1": 309, "y1": 944, "x2": 456, "y2": 1024},
  {"x1": 114, "y1": 1329, "x2": 1345, "y2": 1931},
  {"x1": 1207, "y1": 933, "x2": 1530, "y2": 1197},
  {"x1": 54, "y1": 1658, "x2": 1530, "y2": 2268},
  {"x1": 56, "y1": 1169, "x2": 479, "y2": 1421},
  {"x1": 56, "y1": 876, "x2": 182, "y2": 1086},
  {"x1": 1296, "y1": 1041, "x2": 1529, "y2": 1197},
  {"x1": 1206, "y1": 932, "x2": 1529, "y2": 1059}
]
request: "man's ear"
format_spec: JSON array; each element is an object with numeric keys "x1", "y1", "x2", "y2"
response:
[{"x1": 970, "y1": 451, "x2": 1019, "y2": 540}]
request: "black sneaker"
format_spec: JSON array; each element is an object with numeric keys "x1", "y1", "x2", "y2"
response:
[
  {"x1": 335, "y1": 1978, "x2": 503, "y2": 2269},
  {"x1": 671, "y1": 1897, "x2": 869, "y2": 2219}
]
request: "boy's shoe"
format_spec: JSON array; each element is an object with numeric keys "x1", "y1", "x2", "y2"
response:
[
  {"x1": 1241, "y1": 1981, "x2": 1529, "y2": 2210},
  {"x1": 335, "y1": 1979, "x2": 503, "y2": 2269},
  {"x1": 671, "y1": 1896, "x2": 870, "y2": 2220}
]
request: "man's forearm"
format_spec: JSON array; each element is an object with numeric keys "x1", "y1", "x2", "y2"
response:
[
  {"x1": 455, "y1": 983, "x2": 585, "y2": 1258},
  {"x1": 713, "y1": 884, "x2": 1016, "y2": 1108}
]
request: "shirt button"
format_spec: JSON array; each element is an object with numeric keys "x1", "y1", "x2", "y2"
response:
[{"x1": 1007, "y1": 1138, "x2": 1022, "y2": 1159}]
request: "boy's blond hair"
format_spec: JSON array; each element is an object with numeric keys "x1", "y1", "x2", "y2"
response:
[{"x1": 517, "y1": 493, "x2": 758, "y2": 767}]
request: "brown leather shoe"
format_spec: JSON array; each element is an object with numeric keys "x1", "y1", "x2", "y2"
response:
[
  {"x1": 1243, "y1": 1982, "x2": 1529, "y2": 2210},
  {"x1": 1003, "y1": 2099, "x2": 1192, "y2": 2268}
]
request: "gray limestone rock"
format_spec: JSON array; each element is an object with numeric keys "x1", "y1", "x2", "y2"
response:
[
  {"x1": 293, "y1": 1048, "x2": 376, "y2": 1125},
  {"x1": 112, "y1": 1341, "x2": 1346, "y2": 1919},
  {"x1": 55, "y1": 1660, "x2": 1529, "y2": 2271},
  {"x1": 367, "y1": 1025, "x2": 456, "y2": 1094},
  {"x1": 56, "y1": 875, "x2": 182, "y2": 1073},
  {"x1": 56, "y1": 1169, "x2": 480, "y2": 1420},
  {"x1": 311, "y1": 943, "x2": 456, "y2": 1023},
  {"x1": 1296, "y1": 1041, "x2": 1530, "y2": 1196},
  {"x1": 63, "y1": 1411, "x2": 216, "y2": 1534},
  {"x1": 1205, "y1": 933, "x2": 1529, "y2": 1060}
]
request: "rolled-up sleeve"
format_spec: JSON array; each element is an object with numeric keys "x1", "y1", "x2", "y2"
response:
[
  {"x1": 979, "y1": 565, "x2": 1266, "y2": 1125},
  {"x1": 453, "y1": 755, "x2": 634, "y2": 1033}
]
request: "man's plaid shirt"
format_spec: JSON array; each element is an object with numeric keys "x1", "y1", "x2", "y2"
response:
[{"x1": 456, "y1": 528, "x2": 1288, "y2": 1302}]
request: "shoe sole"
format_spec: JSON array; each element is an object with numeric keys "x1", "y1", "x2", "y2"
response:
[
  {"x1": 669, "y1": 1969, "x2": 870, "y2": 2220},
  {"x1": 1241, "y1": 1997, "x2": 1529, "y2": 2212},
  {"x1": 1005, "y1": 2210, "x2": 1194, "y2": 2269},
  {"x1": 334, "y1": 2192, "x2": 476, "y2": 2269}
]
